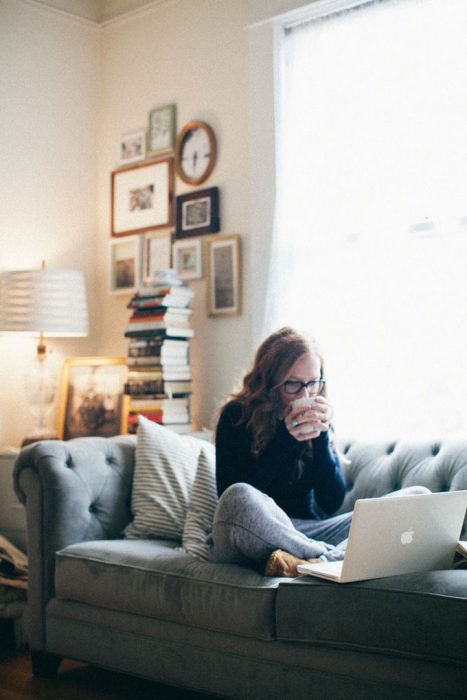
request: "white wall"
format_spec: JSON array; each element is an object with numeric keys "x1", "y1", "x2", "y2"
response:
[
  {"x1": 96, "y1": 0, "x2": 252, "y2": 431},
  {"x1": 0, "y1": 0, "x2": 253, "y2": 445},
  {"x1": 0, "y1": 0, "x2": 100, "y2": 446}
]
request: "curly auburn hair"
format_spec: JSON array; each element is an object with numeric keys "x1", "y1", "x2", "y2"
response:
[{"x1": 227, "y1": 327, "x2": 327, "y2": 455}]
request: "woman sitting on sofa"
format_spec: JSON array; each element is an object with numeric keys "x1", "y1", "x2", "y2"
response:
[{"x1": 212, "y1": 326, "x2": 429, "y2": 578}]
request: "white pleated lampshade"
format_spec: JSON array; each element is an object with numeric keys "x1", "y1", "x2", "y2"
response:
[{"x1": 0, "y1": 267, "x2": 88, "y2": 336}]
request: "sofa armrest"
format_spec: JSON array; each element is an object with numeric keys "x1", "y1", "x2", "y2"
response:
[{"x1": 13, "y1": 435, "x2": 136, "y2": 649}]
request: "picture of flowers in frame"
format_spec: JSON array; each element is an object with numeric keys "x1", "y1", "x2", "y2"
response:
[
  {"x1": 176, "y1": 187, "x2": 220, "y2": 238},
  {"x1": 118, "y1": 128, "x2": 146, "y2": 165},
  {"x1": 56, "y1": 357, "x2": 128, "y2": 440},
  {"x1": 206, "y1": 234, "x2": 241, "y2": 316},
  {"x1": 110, "y1": 235, "x2": 141, "y2": 295},
  {"x1": 111, "y1": 157, "x2": 174, "y2": 237},
  {"x1": 142, "y1": 230, "x2": 173, "y2": 283},
  {"x1": 173, "y1": 238, "x2": 203, "y2": 280},
  {"x1": 147, "y1": 103, "x2": 176, "y2": 156}
]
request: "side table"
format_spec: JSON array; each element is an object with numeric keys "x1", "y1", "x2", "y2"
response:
[{"x1": 0, "y1": 448, "x2": 26, "y2": 553}]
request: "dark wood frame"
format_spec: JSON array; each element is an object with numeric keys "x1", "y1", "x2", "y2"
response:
[
  {"x1": 175, "y1": 187, "x2": 220, "y2": 238},
  {"x1": 111, "y1": 157, "x2": 174, "y2": 237}
]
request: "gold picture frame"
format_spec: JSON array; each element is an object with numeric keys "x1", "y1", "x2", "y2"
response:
[
  {"x1": 111, "y1": 157, "x2": 174, "y2": 237},
  {"x1": 206, "y1": 234, "x2": 241, "y2": 317},
  {"x1": 56, "y1": 357, "x2": 128, "y2": 440}
]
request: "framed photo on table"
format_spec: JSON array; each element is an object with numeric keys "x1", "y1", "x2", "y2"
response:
[
  {"x1": 109, "y1": 235, "x2": 141, "y2": 295},
  {"x1": 173, "y1": 239, "x2": 203, "y2": 280},
  {"x1": 56, "y1": 357, "x2": 128, "y2": 440},
  {"x1": 142, "y1": 230, "x2": 173, "y2": 283},
  {"x1": 176, "y1": 187, "x2": 220, "y2": 238},
  {"x1": 111, "y1": 157, "x2": 174, "y2": 237},
  {"x1": 206, "y1": 234, "x2": 241, "y2": 316},
  {"x1": 147, "y1": 104, "x2": 176, "y2": 156}
]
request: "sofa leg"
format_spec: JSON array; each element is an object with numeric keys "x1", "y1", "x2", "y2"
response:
[{"x1": 31, "y1": 650, "x2": 62, "y2": 677}]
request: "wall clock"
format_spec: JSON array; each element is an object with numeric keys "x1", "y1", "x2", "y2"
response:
[{"x1": 175, "y1": 120, "x2": 217, "y2": 185}]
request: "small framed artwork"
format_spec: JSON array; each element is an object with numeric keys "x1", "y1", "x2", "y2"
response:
[
  {"x1": 118, "y1": 128, "x2": 146, "y2": 165},
  {"x1": 206, "y1": 234, "x2": 241, "y2": 317},
  {"x1": 110, "y1": 235, "x2": 141, "y2": 295},
  {"x1": 111, "y1": 157, "x2": 174, "y2": 237},
  {"x1": 142, "y1": 230, "x2": 173, "y2": 283},
  {"x1": 173, "y1": 239, "x2": 203, "y2": 280},
  {"x1": 176, "y1": 187, "x2": 220, "y2": 238},
  {"x1": 147, "y1": 104, "x2": 176, "y2": 156},
  {"x1": 56, "y1": 357, "x2": 128, "y2": 440}
]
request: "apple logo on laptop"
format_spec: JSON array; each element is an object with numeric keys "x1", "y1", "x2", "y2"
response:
[{"x1": 401, "y1": 527, "x2": 414, "y2": 545}]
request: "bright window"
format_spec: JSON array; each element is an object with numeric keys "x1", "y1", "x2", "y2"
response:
[{"x1": 265, "y1": 0, "x2": 467, "y2": 440}]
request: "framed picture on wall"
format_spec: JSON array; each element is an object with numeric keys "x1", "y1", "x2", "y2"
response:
[
  {"x1": 56, "y1": 357, "x2": 128, "y2": 440},
  {"x1": 118, "y1": 128, "x2": 146, "y2": 165},
  {"x1": 175, "y1": 187, "x2": 220, "y2": 238},
  {"x1": 111, "y1": 157, "x2": 174, "y2": 237},
  {"x1": 206, "y1": 234, "x2": 241, "y2": 316},
  {"x1": 142, "y1": 230, "x2": 173, "y2": 283},
  {"x1": 173, "y1": 238, "x2": 203, "y2": 280},
  {"x1": 109, "y1": 235, "x2": 141, "y2": 294},
  {"x1": 147, "y1": 104, "x2": 176, "y2": 156}
]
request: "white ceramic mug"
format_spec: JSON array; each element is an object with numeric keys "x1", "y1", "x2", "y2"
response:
[{"x1": 291, "y1": 396, "x2": 317, "y2": 434}]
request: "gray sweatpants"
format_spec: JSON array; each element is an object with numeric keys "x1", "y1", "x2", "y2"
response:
[{"x1": 211, "y1": 482, "x2": 430, "y2": 570}]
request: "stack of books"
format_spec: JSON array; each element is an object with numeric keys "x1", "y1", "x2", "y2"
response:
[{"x1": 124, "y1": 271, "x2": 194, "y2": 434}]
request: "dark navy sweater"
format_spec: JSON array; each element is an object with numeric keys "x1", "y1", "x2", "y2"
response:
[{"x1": 215, "y1": 401, "x2": 346, "y2": 519}]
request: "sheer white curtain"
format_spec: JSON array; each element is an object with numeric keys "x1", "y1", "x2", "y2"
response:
[{"x1": 264, "y1": 0, "x2": 467, "y2": 440}]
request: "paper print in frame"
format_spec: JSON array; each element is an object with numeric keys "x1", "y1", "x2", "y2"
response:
[
  {"x1": 147, "y1": 104, "x2": 176, "y2": 156},
  {"x1": 111, "y1": 157, "x2": 174, "y2": 237},
  {"x1": 176, "y1": 187, "x2": 220, "y2": 238},
  {"x1": 109, "y1": 235, "x2": 141, "y2": 295},
  {"x1": 142, "y1": 230, "x2": 173, "y2": 284},
  {"x1": 118, "y1": 128, "x2": 146, "y2": 165},
  {"x1": 173, "y1": 238, "x2": 203, "y2": 280},
  {"x1": 206, "y1": 234, "x2": 241, "y2": 316},
  {"x1": 56, "y1": 357, "x2": 128, "y2": 440}
]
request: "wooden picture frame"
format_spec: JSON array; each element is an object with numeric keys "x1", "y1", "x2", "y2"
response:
[
  {"x1": 206, "y1": 234, "x2": 241, "y2": 316},
  {"x1": 118, "y1": 128, "x2": 146, "y2": 165},
  {"x1": 56, "y1": 357, "x2": 128, "y2": 440},
  {"x1": 175, "y1": 187, "x2": 220, "y2": 238},
  {"x1": 111, "y1": 157, "x2": 174, "y2": 237},
  {"x1": 173, "y1": 239, "x2": 203, "y2": 280},
  {"x1": 142, "y1": 230, "x2": 173, "y2": 284},
  {"x1": 109, "y1": 235, "x2": 141, "y2": 295},
  {"x1": 147, "y1": 104, "x2": 176, "y2": 156}
]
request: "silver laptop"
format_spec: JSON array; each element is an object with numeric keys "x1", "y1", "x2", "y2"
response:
[{"x1": 297, "y1": 490, "x2": 467, "y2": 583}]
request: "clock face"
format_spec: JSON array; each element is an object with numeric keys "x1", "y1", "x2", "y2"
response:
[{"x1": 176, "y1": 121, "x2": 216, "y2": 185}]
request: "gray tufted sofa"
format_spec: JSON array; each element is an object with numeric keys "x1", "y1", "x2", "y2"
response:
[{"x1": 13, "y1": 436, "x2": 467, "y2": 700}]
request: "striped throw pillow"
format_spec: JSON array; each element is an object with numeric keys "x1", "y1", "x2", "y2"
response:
[
  {"x1": 125, "y1": 415, "x2": 210, "y2": 541},
  {"x1": 182, "y1": 447, "x2": 218, "y2": 560}
]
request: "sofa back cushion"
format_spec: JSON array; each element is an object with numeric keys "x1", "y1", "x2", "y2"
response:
[{"x1": 125, "y1": 416, "x2": 214, "y2": 541}]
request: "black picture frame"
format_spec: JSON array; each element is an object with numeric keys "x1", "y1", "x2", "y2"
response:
[{"x1": 175, "y1": 187, "x2": 220, "y2": 238}]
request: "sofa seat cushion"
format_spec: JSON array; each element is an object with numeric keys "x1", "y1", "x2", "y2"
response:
[
  {"x1": 55, "y1": 539, "x2": 279, "y2": 641},
  {"x1": 276, "y1": 570, "x2": 467, "y2": 665}
]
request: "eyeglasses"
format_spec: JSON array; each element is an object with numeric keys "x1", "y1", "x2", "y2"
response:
[{"x1": 282, "y1": 379, "x2": 326, "y2": 395}]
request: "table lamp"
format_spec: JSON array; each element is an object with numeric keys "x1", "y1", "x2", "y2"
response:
[{"x1": 0, "y1": 262, "x2": 89, "y2": 444}]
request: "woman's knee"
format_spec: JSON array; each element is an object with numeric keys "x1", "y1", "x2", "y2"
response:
[{"x1": 215, "y1": 482, "x2": 268, "y2": 520}]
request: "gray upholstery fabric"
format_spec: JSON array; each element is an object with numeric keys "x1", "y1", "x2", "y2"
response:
[
  {"x1": 276, "y1": 570, "x2": 467, "y2": 664},
  {"x1": 13, "y1": 435, "x2": 467, "y2": 698},
  {"x1": 55, "y1": 538, "x2": 279, "y2": 640},
  {"x1": 13, "y1": 436, "x2": 135, "y2": 648},
  {"x1": 45, "y1": 599, "x2": 466, "y2": 700},
  {"x1": 338, "y1": 440, "x2": 467, "y2": 535}
]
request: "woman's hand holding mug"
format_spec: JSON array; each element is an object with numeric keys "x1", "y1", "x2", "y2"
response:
[{"x1": 286, "y1": 396, "x2": 333, "y2": 441}]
